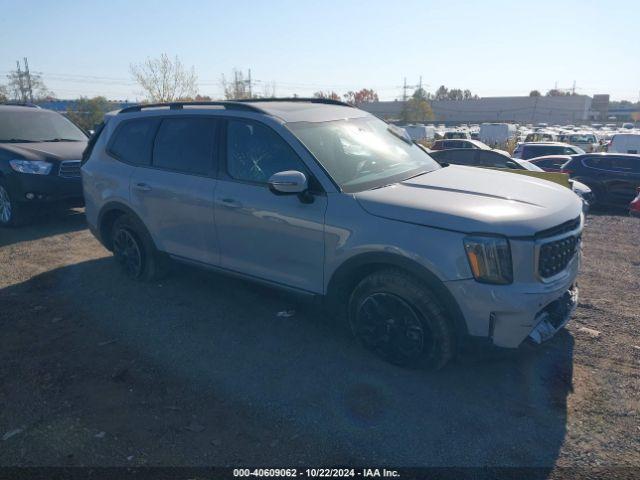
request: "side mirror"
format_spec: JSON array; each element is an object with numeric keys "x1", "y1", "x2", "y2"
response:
[
  {"x1": 268, "y1": 170, "x2": 308, "y2": 194},
  {"x1": 505, "y1": 161, "x2": 520, "y2": 169}
]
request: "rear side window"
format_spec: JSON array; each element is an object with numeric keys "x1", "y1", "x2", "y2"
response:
[
  {"x1": 153, "y1": 117, "x2": 217, "y2": 175},
  {"x1": 108, "y1": 118, "x2": 158, "y2": 166}
]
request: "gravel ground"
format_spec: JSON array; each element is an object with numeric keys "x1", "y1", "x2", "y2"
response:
[{"x1": 0, "y1": 209, "x2": 638, "y2": 469}]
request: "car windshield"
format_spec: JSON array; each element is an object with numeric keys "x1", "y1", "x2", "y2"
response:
[
  {"x1": 287, "y1": 116, "x2": 441, "y2": 192},
  {"x1": 0, "y1": 109, "x2": 87, "y2": 143}
]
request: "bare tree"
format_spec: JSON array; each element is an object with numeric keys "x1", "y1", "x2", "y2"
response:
[
  {"x1": 261, "y1": 81, "x2": 277, "y2": 98},
  {"x1": 130, "y1": 54, "x2": 198, "y2": 102},
  {"x1": 6, "y1": 66, "x2": 54, "y2": 102}
]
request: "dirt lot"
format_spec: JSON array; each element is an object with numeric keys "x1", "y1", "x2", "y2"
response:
[{"x1": 0, "y1": 210, "x2": 638, "y2": 469}]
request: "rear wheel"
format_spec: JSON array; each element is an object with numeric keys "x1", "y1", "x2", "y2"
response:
[
  {"x1": 111, "y1": 214, "x2": 164, "y2": 281},
  {"x1": 348, "y1": 269, "x2": 455, "y2": 369}
]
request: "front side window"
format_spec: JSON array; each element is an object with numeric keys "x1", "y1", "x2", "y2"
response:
[
  {"x1": 287, "y1": 116, "x2": 441, "y2": 192},
  {"x1": 109, "y1": 118, "x2": 159, "y2": 166},
  {"x1": 153, "y1": 117, "x2": 217, "y2": 175},
  {"x1": 0, "y1": 109, "x2": 87, "y2": 143},
  {"x1": 610, "y1": 157, "x2": 637, "y2": 172},
  {"x1": 476, "y1": 151, "x2": 511, "y2": 168},
  {"x1": 226, "y1": 120, "x2": 306, "y2": 183}
]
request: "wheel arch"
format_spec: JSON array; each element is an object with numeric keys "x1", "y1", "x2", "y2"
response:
[
  {"x1": 325, "y1": 252, "x2": 468, "y2": 336},
  {"x1": 97, "y1": 201, "x2": 150, "y2": 251}
]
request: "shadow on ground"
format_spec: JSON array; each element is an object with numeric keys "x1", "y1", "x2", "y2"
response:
[
  {"x1": 0, "y1": 208, "x2": 86, "y2": 247},
  {"x1": 0, "y1": 255, "x2": 574, "y2": 468}
]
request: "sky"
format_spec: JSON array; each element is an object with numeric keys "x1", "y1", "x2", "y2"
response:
[{"x1": 0, "y1": 0, "x2": 638, "y2": 102}]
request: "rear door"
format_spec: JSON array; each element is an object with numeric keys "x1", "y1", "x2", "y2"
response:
[{"x1": 130, "y1": 116, "x2": 220, "y2": 264}]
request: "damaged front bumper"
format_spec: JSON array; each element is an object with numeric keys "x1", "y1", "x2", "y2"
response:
[{"x1": 527, "y1": 285, "x2": 578, "y2": 344}]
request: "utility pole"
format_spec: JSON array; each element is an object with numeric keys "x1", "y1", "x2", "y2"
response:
[
  {"x1": 24, "y1": 57, "x2": 33, "y2": 103},
  {"x1": 572, "y1": 80, "x2": 576, "y2": 95},
  {"x1": 402, "y1": 77, "x2": 407, "y2": 103},
  {"x1": 15, "y1": 60, "x2": 26, "y2": 103},
  {"x1": 247, "y1": 69, "x2": 252, "y2": 98}
]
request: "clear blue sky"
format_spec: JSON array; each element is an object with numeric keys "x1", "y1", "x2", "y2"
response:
[{"x1": 0, "y1": 0, "x2": 638, "y2": 101}]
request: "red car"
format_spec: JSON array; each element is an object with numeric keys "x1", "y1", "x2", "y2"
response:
[{"x1": 630, "y1": 187, "x2": 640, "y2": 217}]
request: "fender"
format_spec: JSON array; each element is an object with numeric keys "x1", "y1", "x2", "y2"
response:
[{"x1": 326, "y1": 251, "x2": 468, "y2": 336}]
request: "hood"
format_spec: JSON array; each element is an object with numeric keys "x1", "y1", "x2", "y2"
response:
[
  {"x1": 0, "y1": 141, "x2": 87, "y2": 163},
  {"x1": 355, "y1": 165, "x2": 583, "y2": 237}
]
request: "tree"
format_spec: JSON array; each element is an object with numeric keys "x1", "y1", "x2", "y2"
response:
[
  {"x1": 401, "y1": 88, "x2": 434, "y2": 122},
  {"x1": 5, "y1": 68, "x2": 54, "y2": 102},
  {"x1": 221, "y1": 69, "x2": 253, "y2": 100},
  {"x1": 130, "y1": 54, "x2": 198, "y2": 102},
  {"x1": 0, "y1": 85, "x2": 7, "y2": 102},
  {"x1": 65, "y1": 96, "x2": 112, "y2": 131},
  {"x1": 546, "y1": 89, "x2": 570, "y2": 97},
  {"x1": 313, "y1": 91, "x2": 340, "y2": 100},
  {"x1": 529, "y1": 90, "x2": 541, "y2": 97},
  {"x1": 434, "y1": 85, "x2": 448, "y2": 101},
  {"x1": 343, "y1": 88, "x2": 379, "y2": 105}
]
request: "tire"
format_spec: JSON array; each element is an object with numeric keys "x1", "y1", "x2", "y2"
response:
[
  {"x1": 111, "y1": 214, "x2": 165, "y2": 281},
  {"x1": 0, "y1": 180, "x2": 32, "y2": 227},
  {"x1": 348, "y1": 268, "x2": 455, "y2": 370}
]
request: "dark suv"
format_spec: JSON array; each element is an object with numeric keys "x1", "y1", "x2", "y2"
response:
[
  {"x1": 0, "y1": 104, "x2": 88, "y2": 226},
  {"x1": 560, "y1": 153, "x2": 640, "y2": 207}
]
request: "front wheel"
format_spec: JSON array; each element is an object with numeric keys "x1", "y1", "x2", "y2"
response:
[
  {"x1": 0, "y1": 182, "x2": 31, "y2": 227},
  {"x1": 348, "y1": 269, "x2": 455, "y2": 369}
]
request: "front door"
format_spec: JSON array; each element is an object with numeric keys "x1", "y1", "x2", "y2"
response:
[{"x1": 214, "y1": 118, "x2": 326, "y2": 293}]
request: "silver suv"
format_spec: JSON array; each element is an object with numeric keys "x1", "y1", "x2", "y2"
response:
[{"x1": 82, "y1": 99, "x2": 583, "y2": 369}]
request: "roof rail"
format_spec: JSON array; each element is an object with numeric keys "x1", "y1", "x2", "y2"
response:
[
  {"x1": 0, "y1": 102, "x2": 41, "y2": 108},
  {"x1": 234, "y1": 97, "x2": 354, "y2": 108},
  {"x1": 118, "y1": 101, "x2": 266, "y2": 115}
]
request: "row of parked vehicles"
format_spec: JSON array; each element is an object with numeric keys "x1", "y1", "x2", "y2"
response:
[{"x1": 0, "y1": 100, "x2": 635, "y2": 370}]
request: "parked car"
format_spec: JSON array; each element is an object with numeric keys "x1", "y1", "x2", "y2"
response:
[
  {"x1": 630, "y1": 187, "x2": 640, "y2": 217},
  {"x1": 622, "y1": 122, "x2": 635, "y2": 130},
  {"x1": 524, "y1": 131, "x2": 557, "y2": 142},
  {"x1": 430, "y1": 139, "x2": 491, "y2": 151},
  {"x1": 566, "y1": 132, "x2": 599, "y2": 153},
  {"x1": 0, "y1": 104, "x2": 88, "y2": 226},
  {"x1": 513, "y1": 142, "x2": 585, "y2": 160},
  {"x1": 608, "y1": 133, "x2": 640, "y2": 154},
  {"x1": 430, "y1": 149, "x2": 593, "y2": 211},
  {"x1": 443, "y1": 131, "x2": 471, "y2": 140},
  {"x1": 82, "y1": 99, "x2": 583, "y2": 369},
  {"x1": 560, "y1": 153, "x2": 640, "y2": 207}
]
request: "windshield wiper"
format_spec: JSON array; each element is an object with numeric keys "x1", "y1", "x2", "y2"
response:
[
  {"x1": 39, "y1": 138, "x2": 82, "y2": 142},
  {"x1": 0, "y1": 138, "x2": 39, "y2": 143}
]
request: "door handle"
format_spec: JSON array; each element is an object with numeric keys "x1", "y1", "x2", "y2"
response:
[
  {"x1": 220, "y1": 198, "x2": 242, "y2": 209},
  {"x1": 134, "y1": 183, "x2": 152, "y2": 192}
]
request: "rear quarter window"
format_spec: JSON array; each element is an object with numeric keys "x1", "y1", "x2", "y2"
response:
[{"x1": 107, "y1": 118, "x2": 159, "y2": 166}]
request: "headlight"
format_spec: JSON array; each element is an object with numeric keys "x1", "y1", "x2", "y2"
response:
[
  {"x1": 9, "y1": 159, "x2": 53, "y2": 175},
  {"x1": 463, "y1": 235, "x2": 513, "y2": 284}
]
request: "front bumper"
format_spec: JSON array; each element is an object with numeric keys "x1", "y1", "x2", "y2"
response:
[
  {"x1": 5, "y1": 171, "x2": 84, "y2": 206},
  {"x1": 445, "y1": 258, "x2": 580, "y2": 348}
]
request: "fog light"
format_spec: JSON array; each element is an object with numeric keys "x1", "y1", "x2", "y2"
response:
[{"x1": 25, "y1": 192, "x2": 35, "y2": 200}]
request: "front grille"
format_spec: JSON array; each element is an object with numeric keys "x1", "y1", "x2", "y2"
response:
[
  {"x1": 538, "y1": 235, "x2": 580, "y2": 278},
  {"x1": 59, "y1": 160, "x2": 81, "y2": 178}
]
